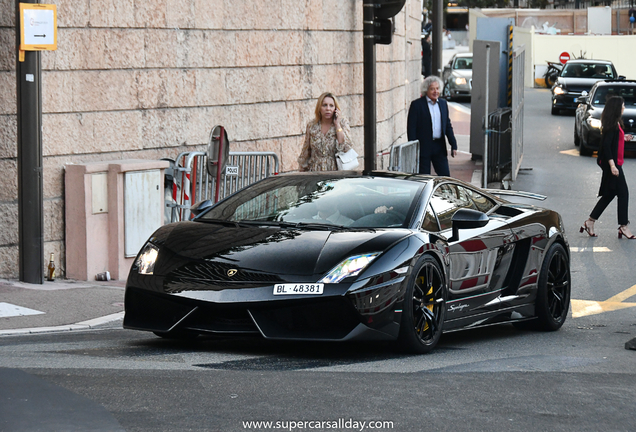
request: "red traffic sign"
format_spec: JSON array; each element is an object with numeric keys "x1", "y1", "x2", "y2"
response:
[{"x1": 559, "y1": 52, "x2": 570, "y2": 64}]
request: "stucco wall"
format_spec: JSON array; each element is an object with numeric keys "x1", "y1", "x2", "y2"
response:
[{"x1": 0, "y1": 0, "x2": 422, "y2": 279}]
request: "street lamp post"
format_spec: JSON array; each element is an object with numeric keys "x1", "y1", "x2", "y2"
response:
[{"x1": 15, "y1": 0, "x2": 44, "y2": 284}]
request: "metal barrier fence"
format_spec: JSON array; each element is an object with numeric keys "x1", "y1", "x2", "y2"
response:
[
  {"x1": 376, "y1": 140, "x2": 420, "y2": 173},
  {"x1": 487, "y1": 108, "x2": 512, "y2": 183},
  {"x1": 511, "y1": 45, "x2": 525, "y2": 182},
  {"x1": 389, "y1": 140, "x2": 420, "y2": 173},
  {"x1": 168, "y1": 151, "x2": 279, "y2": 222}
]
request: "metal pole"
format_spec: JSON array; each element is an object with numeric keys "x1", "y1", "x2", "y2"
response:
[
  {"x1": 363, "y1": 0, "x2": 376, "y2": 173},
  {"x1": 431, "y1": 0, "x2": 443, "y2": 76},
  {"x1": 16, "y1": 0, "x2": 44, "y2": 283},
  {"x1": 483, "y1": 44, "x2": 490, "y2": 189},
  {"x1": 214, "y1": 127, "x2": 224, "y2": 203}
]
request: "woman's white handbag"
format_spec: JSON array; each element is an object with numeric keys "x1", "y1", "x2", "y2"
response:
[{"x1": 336, "y1": 148, "x2": 360, "y2": 170}]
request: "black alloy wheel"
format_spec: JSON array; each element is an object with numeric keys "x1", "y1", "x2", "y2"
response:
[
  {"x1": 398, "y1": 255, "x2": 446, "y2": 354},
  {"x1": 534, "y1": 243, "x2": 571, "y2": 331}
]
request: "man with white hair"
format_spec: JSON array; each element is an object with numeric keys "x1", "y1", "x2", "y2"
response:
[{"x1": 407, "y1": 76, "x2": 457, "y2": 176}]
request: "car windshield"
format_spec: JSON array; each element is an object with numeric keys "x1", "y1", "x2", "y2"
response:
[
  {"x1": 591, "y1": 86, "x2": 636, "y2": 107},
  {"x1": 453, "y1": 57, "x2": 472, "y2": 70},
  {"x1": 199, "y1": 175, "x2": 425, "y2": 228},
  {"x1": 561, "y1": 63, "x2": 615, "y2": 79}
]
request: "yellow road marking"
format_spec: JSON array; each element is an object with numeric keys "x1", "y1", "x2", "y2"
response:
[
  {"x1": 606, "y1": 284, "x2": 636, "y2": 303},
  {"x1": 560, "y1": 149, "x2": 599, "y2": 157},
  {"x1": 571, "y1": 284, "x2": 636, "y2": 318},
  {"x1": 560, "y1": 149, "x2": 581, "y2": 156},
  {"x1": 571, "y1": 300, "x2": 636, "y2": 318}
]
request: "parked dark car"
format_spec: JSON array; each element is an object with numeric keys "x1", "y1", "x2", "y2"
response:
[
  {"x1": 551, "y1": 59, "x2": 621, "y2": 115},
  {"x1": 124, "y1": 172, "x2": 571, "y2": 354},
  {"x1": 574, "y1": 80, "x2": 636, "y2": 156},
  {"x1": 443, "y1": 53, "x2": 472, "y2": 100}
]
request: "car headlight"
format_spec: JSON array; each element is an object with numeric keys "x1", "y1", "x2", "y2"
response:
[
  {"x1": 135, "y1": 242, "x2": 159, "y2": 275},
  {"x1": 587, "y1": 118, "x2": 602, "y2": 129},
  {"x1": 454, "y1": 77, "x2": 467, "y2": 85},
  {"x1": 553, "y1": 86, "x2": 565, "y2": 95},
  {"x1": 319, "y1": 253, "x2": 381, "y2": 284}
]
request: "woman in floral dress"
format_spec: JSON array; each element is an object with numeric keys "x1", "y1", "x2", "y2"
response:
[{"x1": 298, "y1": 92, "x2": 354, "y2": 171}]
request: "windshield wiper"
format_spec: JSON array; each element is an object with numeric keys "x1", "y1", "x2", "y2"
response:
[
  {"x1": 197, "y1": 218, "x2": 241, "y2": 228},
  {"x1": 295, "y1": 223, "x2": 376, "y2": 233},
  {"x1": 235, "y1": 220, "x2": 300, "y2": 229},
  {"x1": 238, "y1": 220, "x2": 339, "y2": 231},
  {"x1": 200, "y1": 219, "x2": 376, "y2": 233}
]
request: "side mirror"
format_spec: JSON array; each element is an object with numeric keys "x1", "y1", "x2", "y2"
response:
[
  {"x1": 190, "y1": 199, "x2": 214, "y2": 218},
  {"x1": 576, "y1": 96, "x2": 588, "y2": 104},
  {"x1": 618, "y1": 75, "x2": 626, "y2": 80},
  {"x1": 448, "y1": 208, "x2": 489, "y2": 242}
]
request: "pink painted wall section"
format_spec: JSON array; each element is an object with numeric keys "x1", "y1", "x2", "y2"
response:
[{"x1": 65, "y1": 159, "x2": 169, "y2": 281}]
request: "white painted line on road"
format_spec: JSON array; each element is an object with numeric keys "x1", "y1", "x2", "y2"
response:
[
  {"x1": 570, "y1": 246, "x2": 612, "y2": 252},
  {"x1": 0, "y1": 302, "x2": 45, "y2": 318},
  {"x1": 0, "y1": 311, "x2": 124, "y2": 336}
]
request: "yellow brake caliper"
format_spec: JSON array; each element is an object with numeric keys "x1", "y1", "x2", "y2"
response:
[{"x1": 416, "y1": 276, "x2": 434, "y2": 333}]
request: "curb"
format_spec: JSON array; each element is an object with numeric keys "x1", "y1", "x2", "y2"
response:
[{"x1": 0, "y1": 311, "x2": 124, "y2": 337}]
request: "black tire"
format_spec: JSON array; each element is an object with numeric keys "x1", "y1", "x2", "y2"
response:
[
  {"x1": 398, "y1": 255, "x2": 446, "y2": 354},
  {"x1": 443, "y1": 84, "x2": 452, "y2": 101},
  {"x1": 518, "y1": 243, "x2": 570, "y2": 332},
  {"x1": 551, "y1": 105, "x2": 559, "y2": 115},
  {"x1": 574, "y1": 123, "x2": 580, "y2": 146},
  {"x1": 579, "y1": 141, "x2": 593, "y2": 156}
]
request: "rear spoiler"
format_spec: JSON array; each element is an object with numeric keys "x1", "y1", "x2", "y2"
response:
[{"x1": 485, "y1": 189, "x2": 547, "y2": 201}]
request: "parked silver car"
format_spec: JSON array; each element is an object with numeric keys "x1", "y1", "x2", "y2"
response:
[{"x1": 443, "y1": 53, "x2": 472, "y2": 101}]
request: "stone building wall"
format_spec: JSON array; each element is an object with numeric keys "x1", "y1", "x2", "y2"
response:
[{"x1": 0, "y1": 0, "x2": 422, "y2": 279}]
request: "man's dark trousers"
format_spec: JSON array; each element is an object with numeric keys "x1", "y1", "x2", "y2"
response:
[{"x1": 419, "y1": 138, "x2": 450, "y2": 176}]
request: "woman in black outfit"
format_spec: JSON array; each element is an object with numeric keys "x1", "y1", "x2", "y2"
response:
[{"x1": 581, "y1": 96, "x2": 635, "y2": 238}]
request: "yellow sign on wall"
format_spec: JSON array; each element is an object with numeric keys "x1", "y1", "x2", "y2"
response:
[{"x1": 19, "y1": 3, "x2": 57, "y2": 52}]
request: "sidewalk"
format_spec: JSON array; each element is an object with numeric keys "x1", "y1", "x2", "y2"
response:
[
  {"x1": 0, "y1": 278, "x2": 125, "y2": 336},
  {"x1": 450, "y1": 133, "x2": 480, "y2": 187},
  {"x1": 447, "y1": 101, "x2": 480, "y2": 186}
]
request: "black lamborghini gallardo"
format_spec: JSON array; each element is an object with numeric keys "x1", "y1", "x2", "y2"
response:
[{"x1": 124, "y1": 172, "x2": 570, "y2": 354}]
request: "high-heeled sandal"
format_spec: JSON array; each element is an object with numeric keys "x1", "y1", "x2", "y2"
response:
[
  {"x1": 618, "y1": 226, "x2": 636, "y2": 239},
  {"x1": 579, "y1": 220, "x2": 597, "y2": 237}
]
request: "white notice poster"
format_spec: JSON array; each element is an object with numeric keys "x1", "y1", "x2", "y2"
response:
[{"x1": 22, "y1": 8, "x2": 55, "y2": 47}]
